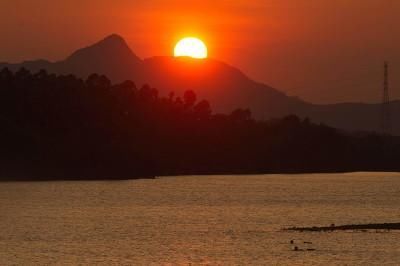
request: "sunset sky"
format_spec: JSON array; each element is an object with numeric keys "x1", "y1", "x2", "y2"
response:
[{"x1": 1, "y1": 0, "x2": 399, "y2": 103}]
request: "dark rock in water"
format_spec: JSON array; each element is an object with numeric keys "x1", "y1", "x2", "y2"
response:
[{"x1": 284, "y1": 223, "x2": 400, "y2": 232}]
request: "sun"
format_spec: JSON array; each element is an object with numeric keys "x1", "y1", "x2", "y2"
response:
[{"x1": 174, "y1": 37, "x2": 208, "y2": 59}]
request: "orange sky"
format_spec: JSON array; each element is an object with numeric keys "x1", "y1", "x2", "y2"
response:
[{"x1": 1, "y1": 0, "x2": 399, "y2": 103}]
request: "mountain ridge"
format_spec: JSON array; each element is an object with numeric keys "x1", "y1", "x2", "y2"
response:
[{"x1": 0, "y1": 34, "x2": 398, "y2": 135}]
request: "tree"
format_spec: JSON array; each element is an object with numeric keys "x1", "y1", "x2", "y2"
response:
[
  {"x1": 183, "y1": 90, "x2": 197, "y2": 109},
  {"x1": 86, "y1": 74, "x2": 111, "y2": 89},
  {"x1": 0, "y1": 68, "x2": 13, "y2": 81},
  {"x1": 194, "y1": 100, "x2": 211, "y2": 119},
  {"x1": 230, "y1": 108, "x2": 252, "y2": 122}
]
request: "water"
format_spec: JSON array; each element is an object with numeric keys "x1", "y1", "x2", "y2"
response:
[{"x1": 0, "y1": 172, "x2": 399, "y2": 265}]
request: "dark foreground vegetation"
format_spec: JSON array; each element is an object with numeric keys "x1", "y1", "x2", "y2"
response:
[
  {"x1": 0, "y1": 68, "x2": 400, "y2": 180},
  {"x1": 285, "y1": 223, "x2": 400, "y2": 232}
]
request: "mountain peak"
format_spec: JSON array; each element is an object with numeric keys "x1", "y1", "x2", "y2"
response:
[
  {"x1": 66, "y1": 34, "x2": 141, "y2": 63},
  {"x1": 59, "y1": 34, "x2": 142, "y2": 81},
  {"x1": 100, "y1": 34, "x2": 127, "y2": 46}
]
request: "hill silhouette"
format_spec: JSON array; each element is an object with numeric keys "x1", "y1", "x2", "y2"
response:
[{"x1": 1, "y1": 34, "x2": 398, "y2": 135}]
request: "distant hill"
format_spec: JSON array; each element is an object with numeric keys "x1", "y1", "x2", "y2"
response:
[
  {"x1": 1, "y1": 34, "x2": 398, "y2": 135},
  {"x1": 0, "y1": 34, "x2": 142, "y2": 82}
]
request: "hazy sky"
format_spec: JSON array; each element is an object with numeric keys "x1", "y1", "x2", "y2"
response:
[{"x1": 1, "y1": 0, "x2": 399, "y2": 103}]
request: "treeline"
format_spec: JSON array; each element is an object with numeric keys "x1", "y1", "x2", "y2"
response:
[{"x1": 0, "y1": 67, "x2": 399, "y2": 180}]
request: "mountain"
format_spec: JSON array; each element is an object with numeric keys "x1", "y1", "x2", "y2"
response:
[
  {"x1": 139, "y1": 56, "x2": 309, "y2": 118},
  {"x1": 0, "y1": 34, "x2": 398, "y2": 135},
  {"x1": 0, "y1": 34, "x2": 142, "y2": 81},
  {"x1": 59, "y1": 34, "x2": 143, "y2": 81}
]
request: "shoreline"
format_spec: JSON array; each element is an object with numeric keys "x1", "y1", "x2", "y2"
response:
[{"x1": 1, "y1": 171, "x2": 400, "y2": 182}]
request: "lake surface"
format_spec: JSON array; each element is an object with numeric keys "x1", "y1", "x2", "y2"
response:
[{"x1": 1, "y1": 172, "x2": 400, "y2": 265}]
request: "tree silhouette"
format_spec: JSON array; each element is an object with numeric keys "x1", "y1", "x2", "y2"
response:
[
  {"x1": 0, "y1": 67, "x2": 399, "y2": 180},
  {"x1": 231, "y1": 108, "x2": 252, "y2": 122},
  {"x1": 194, "y1": 100, "x2": 211, "y2": 119},
  {"x1": 183, "y1": 90, "x2": 197, "y2": 109}
]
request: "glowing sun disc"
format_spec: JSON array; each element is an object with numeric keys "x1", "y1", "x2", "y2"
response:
[{"x1": 174, "y1": 37, "x2": 208, "y2": 59}]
